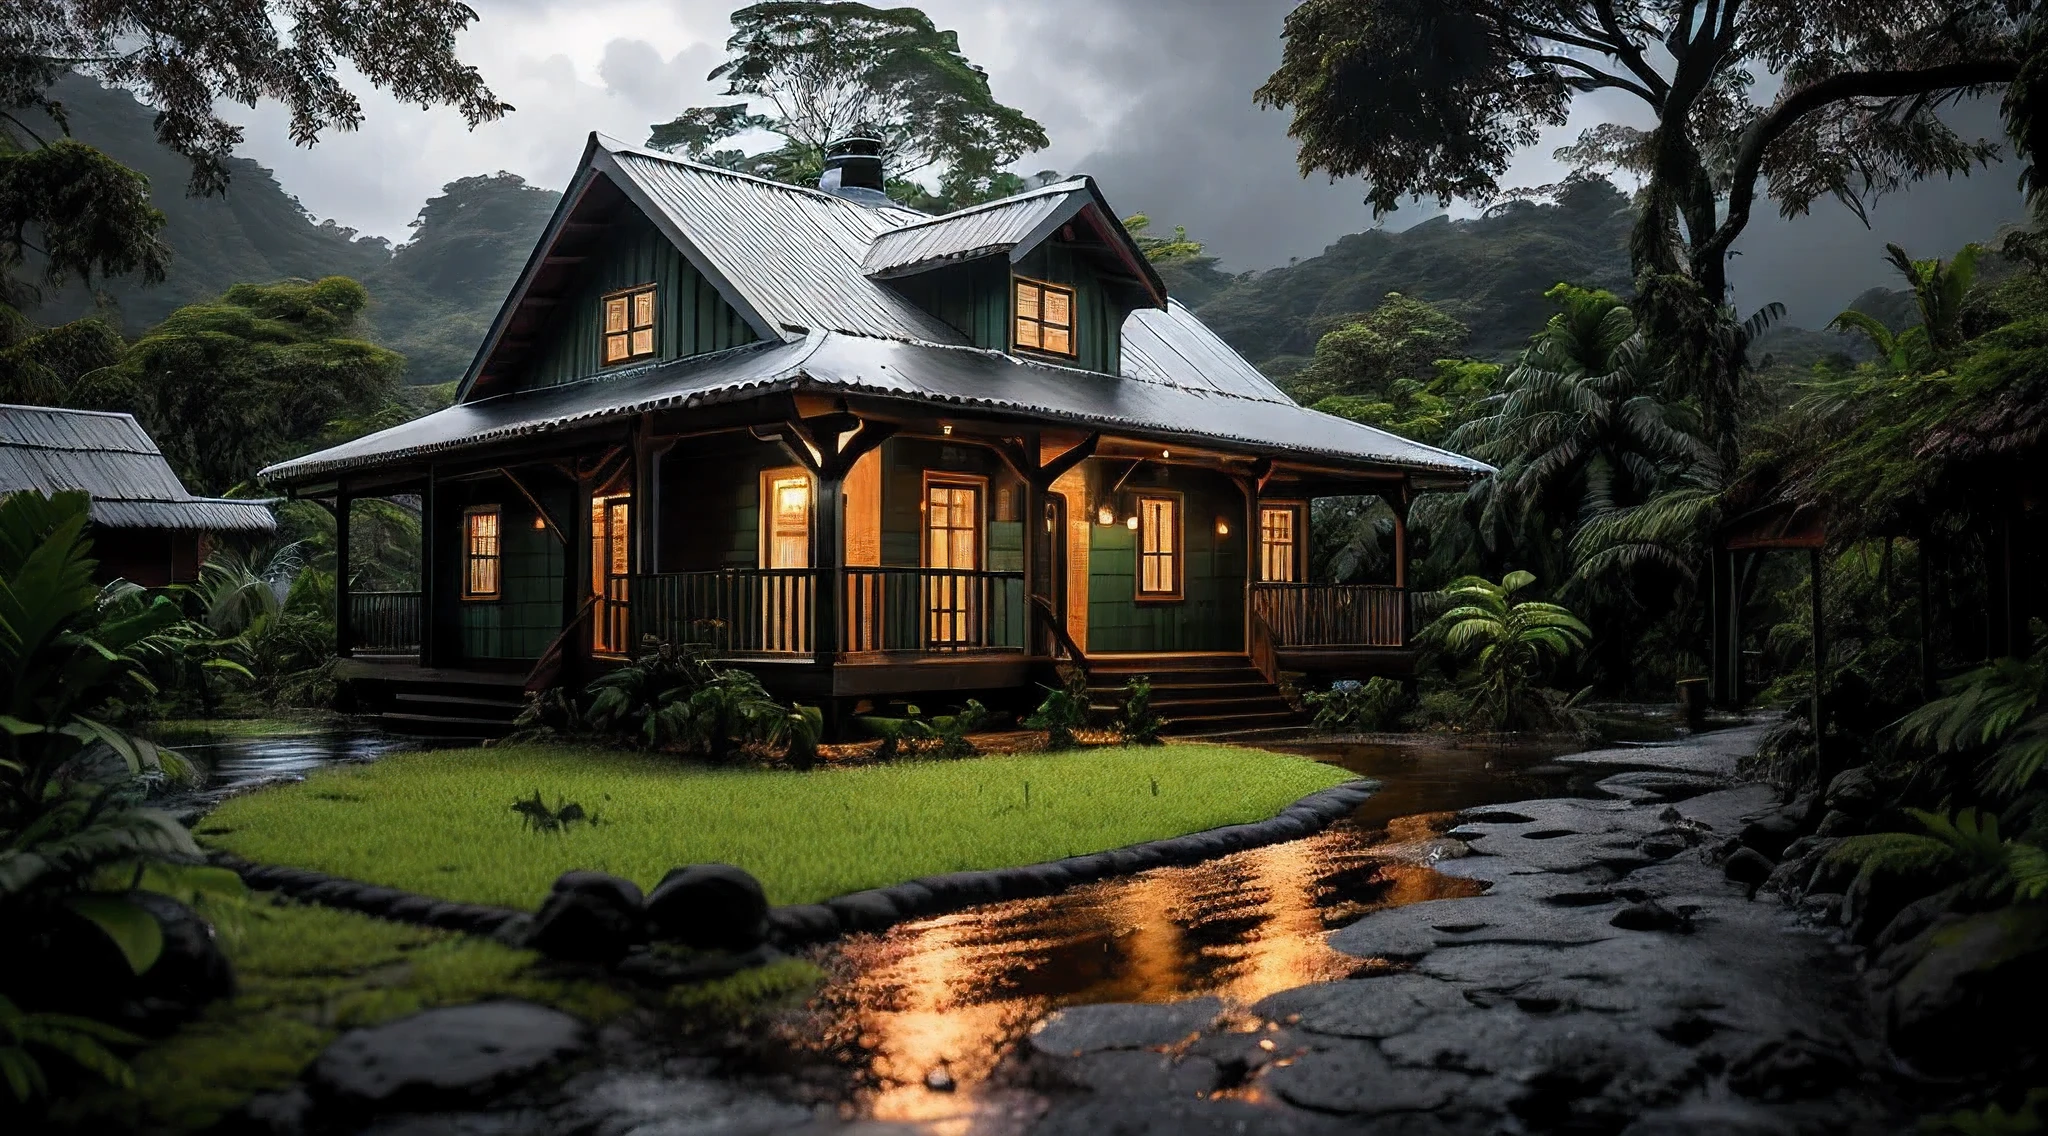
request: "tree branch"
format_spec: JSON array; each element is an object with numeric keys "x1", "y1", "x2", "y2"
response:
[
  {"x1": 1697, "y1": 59, "x2": 2023, "y2": 270},
  {"x1": 1530, "y1": 56, "x2": 1656, "y2": 103},
  {"x1": 1498, "y1": 13, "x2": 1624, "y2": 58},
  {"x1": 1590, "y1": 0, "x2": 1670, "y2": 103}
]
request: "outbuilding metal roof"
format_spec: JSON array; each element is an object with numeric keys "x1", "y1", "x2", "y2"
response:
[
  {"x1": 261, "y1": 330, "x2": 1491, "y2": 486},
  {"x1": 0, "y1": 404, "x2": 277, "y2": 533}
]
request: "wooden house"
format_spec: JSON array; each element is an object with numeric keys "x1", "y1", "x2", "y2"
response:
[
  {"x1": 1, "y1": 404, "x2": 277, "y2": 585},
  {"x1": 260, "y1": 133, "x2": 1492, "y2": 734}
]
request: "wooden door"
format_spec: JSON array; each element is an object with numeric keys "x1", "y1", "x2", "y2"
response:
[
  {"x1": 761, "y1": 470, "x2": 810, "y2": 652},
  {"x1": 591, "y1": 495, "x2": 631, "y2": 654},
  {"x1": 925, "y1": 481, "x2": 981, "y2": 646}
]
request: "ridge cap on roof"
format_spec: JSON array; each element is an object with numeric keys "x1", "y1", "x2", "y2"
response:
[
  {"x1": 1, "y1": 402, "x2": 143, "y2": 421},
  {"x1": 869, "y1": 178, "x2": 1093, "y2": 236},
  {"x1": 594, "y1": 132, "x2": 936, "y2": 218}
]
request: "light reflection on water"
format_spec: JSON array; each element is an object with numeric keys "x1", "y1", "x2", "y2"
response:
[
  {"x1": 789, "y1": 738, "x2": 1623, "y2": 1128},
  {"x1": 172, "y1": 728, "x2": 417, "y2": 788}
]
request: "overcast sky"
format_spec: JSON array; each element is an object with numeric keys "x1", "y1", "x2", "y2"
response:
[{"x1": 222, "y1": 0, "x2": 2026, "y2": 327}]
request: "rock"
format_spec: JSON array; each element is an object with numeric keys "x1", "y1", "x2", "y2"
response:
[
  {"x1": 1738, "y1": 804, "x2": 1808, "y2": 860},
  {"x1": 1266, "y1": 1040, "x2": 1472, "y2": 1116},
  {"x1": 1823, "y1": 766, "x2": 1879, "y2": 816},
  {"x1": 1882, "y1": 905, "x2": 2048, "y2": 1072},
  {"x1": 309, "y1": 1001, "x2": 589, "y2": 1111},
  {"x1": 1726, "y1": 1035, "x2": 1856, "y2": 1102},
  {"x1": 1029, "y1": 997, "x2": 1223, "y2": 1056},
  {"x1": 824, "y1": 890, "x2": 899, "y2": 932},
  {"x1": 644, "y1": 864, "x2": 768, "y2": 950},
  {"x1": 1252, "y1": 975, "x2": 1472, "y2": 1039},
  {"x1": 526, "y1": 872, "x2": 645, "y2": 964},
  {"x1": 1609, "y1": 901, "x2": 1694, "y2": 934},
  {"x1": 1723, "y1": 847, "x2": 1775, "y2": 885},
  {"x1": 1053, "y1": 1048, "x2": 1222, "y2": 1099},
  {"x1": 1843, "y1": 853, "x2": 1958, "y2": 945},
  {"x1": 764, "y1": 903, "x2": 837, "y2": 943},
  {"x1": 1815, "y1": 809, "x2": 1861, "y2": 838},
  {"x1": 122, "y1": 891, "x2": 237, "y2": 1032}
]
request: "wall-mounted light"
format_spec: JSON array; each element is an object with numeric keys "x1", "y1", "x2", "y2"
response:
[
  {"x1": 1125, "y1": 514, "x2": 1140, "y2": 531},
  {"x1": 941, "y1": 423, "x2": 953, "y2": 435},
  {"x1": 1161, "y1": 448, "x2": 1171, "y2": 459},
  {"x1": 532, "y1": 516, "x2": 547, "y2": 531},
  {"x1": 1215, "y1": 519, "x2": 1230, "y2": 536},
  {"x1": 1097, "y1": 504, "x2": 1115, "y2": 526}
]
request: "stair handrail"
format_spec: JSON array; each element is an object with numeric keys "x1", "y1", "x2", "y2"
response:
[
  {"x1": 1029, "y1": 593, "x2": 1089, "y2": 680},
  {"x1": 1248, "y1": 608, "x2": 1280, "y2": 686},
  {"x1": 524, "y1": 593, "x2": 601, "y2": 696}
]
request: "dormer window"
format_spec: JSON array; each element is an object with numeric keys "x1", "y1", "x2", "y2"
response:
[
  {"x1": 1013, "y1": 276, "x2": 1075, "y2": 359},
  {"x1": 602, "y1": 284, "x2": 657, "y2": 365}
]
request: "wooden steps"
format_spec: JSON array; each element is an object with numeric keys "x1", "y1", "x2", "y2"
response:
[
  {"x1": 365, "y1": 677, "x2": 527, "y2": 737},
  {"x1": 1084, "y1": 655, "x2": 1300, "y2": 736}
]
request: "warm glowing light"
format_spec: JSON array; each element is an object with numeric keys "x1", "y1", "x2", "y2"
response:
[
  {"x1": 1216, "y1": 519, "x2": 1230, "y2": 536},
  {"x1": 532, "y1": 515, "x2": 546, "y2": 531},
  {"x1": 941, "y1": 423, "x2": 953, "y2": 435},
  {"x1": 1125, "y1": 514, "x2": 1139, "y2": 530},
  {"x1": 1161, "y1": 449, "x2": 1171, "y2": 459},
  {"x1": 1097, "y1": 504, "x2": 1115, "y2": 526}
]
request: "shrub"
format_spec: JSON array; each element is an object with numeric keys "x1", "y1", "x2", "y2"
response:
[
  {"x1": 513, "y1": 637, "x2": 785, "y2": 762},
  {"x1": 1114, "y1": 677, "x2": 1168, "y2": 745},
  {"x1": 856, "y1": 701, "x2": 987, "y2": 759},
  {"x1": 1422, "y1": 571, "x2": 1591, "y2": 731},
  {"x1": 1303, "y1": 677, "x2": 1409, "y2": 733}
]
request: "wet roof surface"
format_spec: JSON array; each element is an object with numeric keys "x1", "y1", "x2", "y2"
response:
[{"x1": 2, "y1": 404, "x2": 277, "y2": 532}]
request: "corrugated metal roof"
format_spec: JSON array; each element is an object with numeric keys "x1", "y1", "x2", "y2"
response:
[
  {"x1": 861, "y1": 182, "x2": 1083, "y2": 277},
  {"x1": 595, "y1": 140, "x2": 967, "y2": 345},
  {"x1": 261, "y1": 327, "x2": 1492, "y2": 484},
  {"x1": 1, "y1": 404, "x2": 278, "y2": 533}
]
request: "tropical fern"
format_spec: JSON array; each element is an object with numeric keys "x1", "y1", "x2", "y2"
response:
[
  {"x1": 1423, "y1": 571, "x2": 1591, "y2": 730},
  {"x1": 0, "y1": 992, "x2": 138, "y2": 1102},
  {"x1": 1898, "y1": 646, "x2": 2048, "y2": 799}
]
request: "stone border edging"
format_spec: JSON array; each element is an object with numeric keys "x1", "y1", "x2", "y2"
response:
[
  {"x1": 208, "y1": 778, "x2": 1377, "y2": 950},
  {"x1": 210, "y1": 852, "x2": 533, "y2": 941},
  {"x1": 763, "y1": 778, "x2": 1379, "y2": 946}
]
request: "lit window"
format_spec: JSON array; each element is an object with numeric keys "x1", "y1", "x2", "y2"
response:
[
  {"x1": 1014, "y1": 277, "x2": 1075, "y2": 358},
  {"x1": 602, "y1": 285, "x2": 657, "y2": 365},
  {"x1": 1137, "y1": 494, "x2": 1181, "y2": 598},
  {"x1": 463, "y1": 507, "x2": 501, "y2": 599},
  {"x1": 1260, "y1": 505, "x2": 1298, "y2": 583}
]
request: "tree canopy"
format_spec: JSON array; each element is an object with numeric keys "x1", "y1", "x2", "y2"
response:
[
  {"x1": 1257, "y1": 0, "x2": 2025, "y2": 468},
  {"x1": 647, "y1": 2, "x2": 1047, "y2": 208},
  {"x1": 92, "y1": 277, "x2": 400, "y2": 493}
]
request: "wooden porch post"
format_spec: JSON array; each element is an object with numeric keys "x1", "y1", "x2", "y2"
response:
[
  {"x1": 419, "y1": 465, "x2": 442, "y2": 667},
  {"x1": 812, "y1": 472, "x2": 842, "y2": 665},
  {"x1": 629, "y1": 418, "x2": 653, "y2": 651},
  {"x1": 334, "y1": 488, "x2": 353, "y2": 658},
  {"x1": 1391, "y1": 484, "x2": 1411, "y2": 645}
]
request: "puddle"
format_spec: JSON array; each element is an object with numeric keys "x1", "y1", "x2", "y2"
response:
[{"x1": 782, "y1": 736, "x2": 1638, "y2": 1129}]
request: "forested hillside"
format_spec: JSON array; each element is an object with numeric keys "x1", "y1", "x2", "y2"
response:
[
  {"x1": 1191, "y1": 176, "x2": 1637, "y2": 371},
  {"x1": 25, "y1": 75, "x2": 560, "y2": 386}
]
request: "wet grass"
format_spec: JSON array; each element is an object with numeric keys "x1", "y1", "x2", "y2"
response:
[
  {"x1": 144, "y1": 715, "x2": 341, "y2": 743},
  {"x1": 201, "y1": 743, "x2": 1355, "y2": 909},
  {"x1": 47, "y1": 895, "x2": 633, "y2": 1134}
]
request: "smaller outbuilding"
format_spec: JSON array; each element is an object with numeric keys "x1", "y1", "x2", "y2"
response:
[{"x1": 0, "y1": 403, "x2": 278, "y2": 585}]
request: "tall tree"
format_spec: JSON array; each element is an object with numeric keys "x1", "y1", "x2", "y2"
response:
[
  {"x1": 93, "y1": 277, "x2": 401, "y2": 493},
  {"x1": 648, "y1": 2, "x2": 1047, "y2": 207},
  {"x1": 1256, "y1": 0, "x2": 2024, "y2": 470}
]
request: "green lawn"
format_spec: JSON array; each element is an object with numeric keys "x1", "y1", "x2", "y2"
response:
[
  {"x1": 200, "y1": 743, "x2": 1355, "y2": 908},
  {"x1": 145, "y1": 715, "x2": 340, "y2": 743}
]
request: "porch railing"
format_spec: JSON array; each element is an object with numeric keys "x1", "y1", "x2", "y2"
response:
[
  {"x1": 842, "y1": 568, "x2": 1026, "y2": 653},
  {"x1": 349, "y1": 591, "x2": 421, "y2": 654},
  {"x1": 1250, "y1": 583, "x2": 1407, "y2": 648},
  {"x1": 635, "y1": 570, "x2": 817, "y2": 657}
]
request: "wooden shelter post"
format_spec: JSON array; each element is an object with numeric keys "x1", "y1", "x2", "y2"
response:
[
  {"x1": 334, "y1": 489, "x2": 353, "y2": 658},
  {"x1": 1391, "y1": 487, "x2": 1411, "y2": 645},
  {"x1": 1917, "y1": 532, "x2": 1936, "y2": 701},
  {"x1": 1810, "y1": 546, "x2": 1827, "y2": 778}
]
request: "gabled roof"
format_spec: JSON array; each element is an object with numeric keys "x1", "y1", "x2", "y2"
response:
[
  {"x1": 261, "y1": 318, "x2": 1492, "y2": 487},
  {"x1": 860, "y1": 178, "x2": 1168, "y2": 305},
  {"x1": 0, "y1": 405, "x2": 277, "y2": 533}
]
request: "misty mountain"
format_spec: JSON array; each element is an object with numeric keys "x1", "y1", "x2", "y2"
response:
[{"x1": 25, "y1": 76, "x2": 560, "y2": 386}]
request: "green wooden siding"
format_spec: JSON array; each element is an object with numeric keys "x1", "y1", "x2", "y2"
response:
[
  {"x1": 1085, "y1": 464, "x2": 1245, "y2": 653},
  {"x1": 452, "y1": 482, "x2": 568, "y2": 661},
  {"x1": 885, "y1": 243, "x2": 1121, "y2": 375},
  {"x1": 520, "y1": 210, "x2": 755, "y2": 391},
  {"x1": 655, "y1": 439, "x2": 791, "y2": 572},
  {"x1": 877, "y1": 439, "x2": 1023, "y2": 568}
]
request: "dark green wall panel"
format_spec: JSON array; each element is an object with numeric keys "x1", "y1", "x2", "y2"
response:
[
  {"x1": 520, "y1": 211, "x2": 755, "y2": 391},
  {"x1": 1084, "y1": 464, "x2": 1245, "y2": 653},
  {"x1": 885, "y1": 242, "x2": 1122, "y2": 375}
]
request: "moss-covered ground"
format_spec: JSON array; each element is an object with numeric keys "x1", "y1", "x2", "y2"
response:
[
  {"x1": 46, "y1": 895, "x2": 649, "y2": 1134},
  {"x1": 201, "y1": 743, "x2": 1354, "y2": 908},
  {"x1": 144, "y1": 715, "x2": 343, "y2": 743}
]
